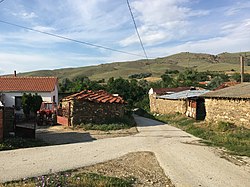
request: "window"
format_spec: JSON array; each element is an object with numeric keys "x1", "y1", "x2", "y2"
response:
[
  {"x1": 15, "y1": 96, "x2": 22, "y2": 110},
  {"x1": 53, "y1": 95, "x2": 56, "y2": 103}
]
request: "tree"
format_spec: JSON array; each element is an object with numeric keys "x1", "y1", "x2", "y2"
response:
[
  {"x1": 161, "y1": 74, "x2": 176, "y2": 87},
  {"x1": 22, "y1": 93, "x2": 43, "y2": 119},
  {"x1": 32, "y1": 94, "x2": 43, "y2": 113},
  {"x1": 21, "y1": 93, "x2": 33, "y2": 119},
  {"x1": 207, "y1": 76, "x2": 224, "y2": 90}
]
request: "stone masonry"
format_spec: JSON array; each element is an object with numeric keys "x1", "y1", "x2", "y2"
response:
[
  {"x1": 149, "y1": 94, "x2": 187, "y2": 114},
  {"x1": 0, "y1": 109, "x2": 3, "y2": 142},
  {"x1": 61, "y1": 99, "x2": 125, "y2": 126},
  {"x1": 205, "y1": 98, "x2": 250, "y2": 129}
]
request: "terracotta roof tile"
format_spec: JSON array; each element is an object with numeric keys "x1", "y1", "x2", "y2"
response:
[
  {"x1": 0, "y1": 76, "x2": 58, "y2": 92},
  {"x1": 63, "y1": 90, "x2": 125, "y2": 104},
  {"x1": 152, "y1": 87, "x2": 191, "y2": 95},
  {"x1": 213, "y1": 82, "x2": 240, "y2": 91}
]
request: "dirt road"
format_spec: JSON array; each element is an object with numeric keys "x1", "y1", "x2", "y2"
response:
[{"x1": 0, "y1": 115, "x2": 249, "y2": 186}]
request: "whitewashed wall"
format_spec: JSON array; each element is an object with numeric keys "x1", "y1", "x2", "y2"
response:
[{"x1": 2, "y1": 91, "x2": 56, "y2": 107}]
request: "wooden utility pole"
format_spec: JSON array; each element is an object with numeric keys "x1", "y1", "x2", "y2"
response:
[{"x1": 240, "y1": 56, "x2": 244, "y2": 83}]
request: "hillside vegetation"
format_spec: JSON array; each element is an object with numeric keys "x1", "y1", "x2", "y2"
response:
[{"x1": 18, "y1": 52, "x2": 250, "y2": 82}]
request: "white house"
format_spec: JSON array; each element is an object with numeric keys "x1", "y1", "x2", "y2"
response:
[{"x1": 0, "y1": 76, "x2": 58, "y2": 110}]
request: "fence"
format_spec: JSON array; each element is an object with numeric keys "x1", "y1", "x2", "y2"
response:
[{"x1": 0, "y1": 107, "x2": 14, "y2": 141}]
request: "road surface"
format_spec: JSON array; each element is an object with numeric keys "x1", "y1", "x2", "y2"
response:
[{"x1": 0, "y1": 115, "x2": 249, "y2": 186}]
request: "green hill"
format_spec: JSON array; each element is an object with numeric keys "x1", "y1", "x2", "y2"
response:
[{"x1": 18, "y1": 52, "x2": 250, "y2": 82}]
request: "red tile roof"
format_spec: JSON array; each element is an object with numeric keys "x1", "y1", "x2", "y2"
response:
[
  {"x1": 63, "y1": 90, "x2": 125, "y2": 104},
  {"x1": 0, "y1": 76, "x2": 58, "y2": 92},
  {"x1": 152, "y1": 87, "x2": 191, "y2": 95},
  {"x1": 213, "y1": 82, "x2": 240, "y2": 91}
]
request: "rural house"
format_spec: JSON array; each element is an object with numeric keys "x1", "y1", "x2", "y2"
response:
[
  {"x1": 58, "y1": 90, "x2": 125, "y2": 126},
  {"x1": 0, "y1": 76, "x2": 58, "y2": 110},
  {"x1": 202, "y1": 83, "x2": 250, "y2": 129},
  {"x1": 156, "y1": 89, "x2": 209, "y2": 120}
]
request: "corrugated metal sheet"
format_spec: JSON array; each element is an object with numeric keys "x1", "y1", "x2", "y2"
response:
[{"x1": 158, "y1": 90, "x2": 210, "y2": 100}]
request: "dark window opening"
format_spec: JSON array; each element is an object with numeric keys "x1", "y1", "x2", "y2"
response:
[{"x1": 15, "y1": 96, "x2": 22, "y2": 110}]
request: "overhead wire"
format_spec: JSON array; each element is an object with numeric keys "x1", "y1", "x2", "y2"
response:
[
  {"x1": 0, "y1": 19, "x2": 146, "y2": 58},
  {"x1": 0, "y1": 0, "x2": 5, "y2": 4},
  {"x1": 126, "y1": 0, "x2": 148, "y2": 60}
]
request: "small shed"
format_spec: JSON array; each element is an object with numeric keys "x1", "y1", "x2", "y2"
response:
[
  {"x1": 202, "y1": 83, "x2": 250, "y2": 129},
  {"x1": 58, "y1": 90, "x2": 125, "y2": 126},
  {"x1": 158, "y1": 89, "x2": 209, "y2": 120}
]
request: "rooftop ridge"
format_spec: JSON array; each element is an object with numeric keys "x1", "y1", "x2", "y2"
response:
[{"x1": 0, "y1": 76, "x2": 58, "y2": 79}]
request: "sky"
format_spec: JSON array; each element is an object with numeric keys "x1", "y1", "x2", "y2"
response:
[{"x1": 0, "y1": 0, "x2": 250, "y2": 75}]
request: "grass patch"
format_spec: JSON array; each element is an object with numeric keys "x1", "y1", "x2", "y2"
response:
[
  {"x1": 77, "y1": 115, "x2": 136, "y2": 131},
  {"x1": 1, "y1": 172, "x2": 134, "y2": 187},
  {"x1": 0, "y1": 137, "x2": 48, "y2": 151},
  {"x1": 154, "y1": 113, "x2": 250, "y2": 157}
]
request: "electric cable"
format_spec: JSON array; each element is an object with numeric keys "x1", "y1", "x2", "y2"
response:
[{"x1": 0, "y1": 19, "x2": 145, "y2": 58}]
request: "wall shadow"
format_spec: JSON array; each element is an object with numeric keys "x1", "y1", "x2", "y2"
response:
[{"x1": 36, "y1": 130, "x2": 95, "y2": 145}]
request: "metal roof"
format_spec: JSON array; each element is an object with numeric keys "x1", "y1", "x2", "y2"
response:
[
  {"x1": 158, "y1": 89, "x2": 210, "y2": 100},
  {"x1": 202, "y1": 83, "x2": 250, "y2": 99}
]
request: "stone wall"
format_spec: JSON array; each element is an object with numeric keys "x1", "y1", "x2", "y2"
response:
[
  {"x1": 0, "y1": 109, "x2": 3, "y2": 142},
  {"x1": 205, "y1": 98, "x2": 250, "y2": 129},
  {"x1": 149, "y1": 94, "x2": 187, "y2": 114},
  {"x1": 62, "y1": 99, "x2": 125, "y2": 126}
]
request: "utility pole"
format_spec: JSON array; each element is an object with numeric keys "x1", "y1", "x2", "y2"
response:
[{"x1": 240, "y1": 56, "x2": 244, "y2": 83}]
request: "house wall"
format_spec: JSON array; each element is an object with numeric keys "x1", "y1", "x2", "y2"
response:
[
  {"x1": 51, "y1": 85, "x2": 59, "y2": 104},
  {"x1": 149, "y1": 94, "x2": 187, "y2": 114},
  {"x1": 2, "y1": 91, "x2": 56, "y2": 107},
  {"x1": 62, "y1": 99, "x2": 125, "y2": 126},
  {"x1": 205, "y1": 98, "x2": 250, "y2": 129}
]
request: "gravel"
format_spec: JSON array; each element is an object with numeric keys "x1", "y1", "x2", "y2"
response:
[{"x1": 80, "y1": 151, "x2": 173, "y2": 187}]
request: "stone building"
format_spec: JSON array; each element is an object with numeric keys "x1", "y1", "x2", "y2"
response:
[
  {"x1": 154, "y1": 89, "x2": 209, "y2": 120},
  {"x1": 59, "y1": 90, "x2": 125, "y2": 126},
  {"x1": 149, "y1": 87, "x2": 191, "y2": 114},
  {"x1": 202, "y1": 83, "x2": 250, "y2": 129}
]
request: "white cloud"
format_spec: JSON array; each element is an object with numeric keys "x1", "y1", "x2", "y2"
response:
[
  {"x1": 0, "y1": 53, "x2": 60, "y2": 75},
  {"x1": 32, "y1": 26, "x2": 56, "y2": 32},
  {"x1": 12, "y1": 11, "x2": 37, "y2": 20},
  {"x1": 225, "y1": 1, "x2": 250, "y2": 16},
  {"x1": 120, "y1": 0, "x2": 209, "y2": 46},
  {"x1": 148, "y1": 19, "x2": 250, "y2": 57}
]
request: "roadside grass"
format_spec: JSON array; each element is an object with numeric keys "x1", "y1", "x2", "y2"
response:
[
  {"x1": 76, "y1": 115, "x2": 136, "y2": 131},
  {"x1": 0, "y1": 137, "x2": 48, "y2": 151},
  {"x1": 154, "y1": 113, "x2": 250, "y2": 157},
  {"x1": 1, "y1": 172, "x2": 134, "y2": 187}
]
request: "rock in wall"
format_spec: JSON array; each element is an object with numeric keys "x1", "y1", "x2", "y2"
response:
[{"x1": 205, "y1": 98, "x2": 250, "y2": 129}]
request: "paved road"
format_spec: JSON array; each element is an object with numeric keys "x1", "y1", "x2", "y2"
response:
[{"x1": 0, "y1": 115, "x2": 249, "y2": 186}]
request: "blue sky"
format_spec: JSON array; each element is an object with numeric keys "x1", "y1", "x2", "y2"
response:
[{"x1": 0, "y1": 0, "x2": 250, "y2": 75}]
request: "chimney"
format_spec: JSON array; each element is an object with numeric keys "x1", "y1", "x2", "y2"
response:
[
  {"x1": 240, "y1": 56, "x2": 244, "y2": 83},
  {"x1": 14, "y1": 70, "x2": 17, "y2": 77}
]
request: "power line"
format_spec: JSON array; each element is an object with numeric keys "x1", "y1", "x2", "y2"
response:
[
  {"x1": 0, "y1": 19, "x2": 146, "y2": 58},
  {"x1": 126, "y1": 0, "x2": 148, "y2": 60},
  {"x1": 0, "y1": 0, "x2": 5, "y2": 4}
]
